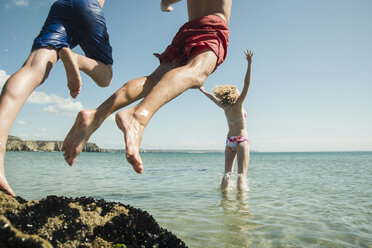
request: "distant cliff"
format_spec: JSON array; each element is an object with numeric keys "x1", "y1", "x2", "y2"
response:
[{"x1": 6, "y1": 136, "x2": 101, "y2": 152}]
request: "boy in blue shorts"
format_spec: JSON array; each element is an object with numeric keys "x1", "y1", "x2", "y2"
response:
[{"x1": 0, "y1": 0, "x2": 113, "y2": 197}]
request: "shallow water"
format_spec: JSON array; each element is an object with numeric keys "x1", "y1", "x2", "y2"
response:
[{"x1": 6, "y1": 151, "x2": 372, "y2": 248}]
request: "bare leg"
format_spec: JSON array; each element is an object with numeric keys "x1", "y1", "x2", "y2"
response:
[
  {"x1": 59, "y1": 47, "x2": 113, "y2": 98},
  {"x1": 77, "y1": 52, "x2": 113, "y2": 87},
  {"x1": 115, "y1": 109, "x2": 144, "y2": 173},
  {"x1": 236, "y1": 142, "x2": 250, "y2": 191},
  {"x1": 59, "y1": 48, "x2": 82, "y2": 98},
  {"x1": 0, "y1": 48, "x2": 58, "y2": 196},
  {"x1": 62, "y1": 63, "x2": 174, "y2": 165},
  {"x1": 117, "y1": 50, "x2": 217, "y2": 170},
  {"x1": 221, "y1": 146, "x2": 236, "y2": 191}
]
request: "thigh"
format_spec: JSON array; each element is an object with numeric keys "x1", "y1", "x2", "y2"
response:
[
  {"x1": 148, "y1": 62, "x2": 178, "y2": 82},
  {"x1": 224, "y1": 145, "x2": 237, "y2": 172},
  {"x1": 3, "y1": 48, "x2": 58, "y2": 97},
  {"x1": 186, "y1": 49, "x2": 218, "y2": 77},
  {"x1": 26, "y1": 48, "x2": 58, "y2": 86},
  {"x1": 236, "y1": 141, "x2": 250, "y2": 173},
  {"x1": 122, "y1": 63, "x2": 178, "y2": 101},
  {"x1": 140, "y1": 63, "x2": 178, "y2": 95},
  {"x1": 24, "y1": 47, "x2": 58, "y2": 76}
]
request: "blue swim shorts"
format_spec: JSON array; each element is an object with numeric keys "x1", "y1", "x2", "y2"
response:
[{"x1": 32, "y1": 0, "x2": 113, "y2": 65}]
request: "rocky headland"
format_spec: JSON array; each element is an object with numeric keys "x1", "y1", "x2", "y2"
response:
[
  {"x1": 5, "y1": 136, "x2": 229, "y2": 154},
  {"x1": 6, "y1": 136, "x2": 101, "y2": 152},
  {"x1": 0, "y1": 189, "x2": 187, "y2": 248}
]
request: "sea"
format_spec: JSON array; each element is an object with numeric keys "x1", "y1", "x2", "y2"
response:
[{"x1": 5, "y1": 151, "x2": 372, "y2": 248}]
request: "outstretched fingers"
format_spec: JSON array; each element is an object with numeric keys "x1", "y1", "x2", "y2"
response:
[{"x1": 244, "y1": 49, "x2": 253, "y2": 63}]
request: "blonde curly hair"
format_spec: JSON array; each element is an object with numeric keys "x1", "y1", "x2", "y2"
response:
[{"x1": 212, "y1": 84, "x2": 239, "y2": 106}]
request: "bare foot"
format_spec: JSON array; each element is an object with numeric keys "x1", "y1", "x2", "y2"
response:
[
  {"x1": 59, "y1": 47, "x2": 82, "y2": 98},
  {"x1": 115, "y1": 109, "x2": 144, "y2": 173},
  {"x1": 0, "y1": 171, "x2": 15, "y2": 197},
  {"x1": 221, "y1": 172, "x2": 232, "y2": 191},
  {"x1": 237, "y1": 173, "x2": 249, "y2": 191},
  {"x1": 161, "y1": 2, "x2": 174, "y2": 12},
  {"x1": 62, "y1": 110, "x2": 98, "y2": 166},
  {"x1": 0, "y1": 143, "x2": 15, "y2": 196}
]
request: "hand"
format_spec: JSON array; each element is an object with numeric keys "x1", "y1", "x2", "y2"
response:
[
  {"x1": 161, "y1": 1, "x2": 174, "y2": 12},
  {"x1": 244, "y1": 50, "x2": 253, "y2": 64}
]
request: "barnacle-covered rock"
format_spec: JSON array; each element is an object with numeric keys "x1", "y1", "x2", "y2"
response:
[{"x1": 0, "y1": 189, "x2": 187, "y2": 248}]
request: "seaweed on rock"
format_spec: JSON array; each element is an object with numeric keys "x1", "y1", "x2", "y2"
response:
[{"x1": 0, "y1": 189, "x2": 187, "y2": 248}]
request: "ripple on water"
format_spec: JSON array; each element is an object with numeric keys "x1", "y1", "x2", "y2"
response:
[{"x1": 5, "y1": 151, "x2": 372, "y2": 248}]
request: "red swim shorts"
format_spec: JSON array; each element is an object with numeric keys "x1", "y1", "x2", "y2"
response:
[{"x1": 154, "y1": 14, "x2": 230, "y2": 71}]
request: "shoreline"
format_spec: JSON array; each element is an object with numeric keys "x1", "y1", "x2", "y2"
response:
[{"x1": 7, "y1": 136, "x2": 371, "y2": 154}]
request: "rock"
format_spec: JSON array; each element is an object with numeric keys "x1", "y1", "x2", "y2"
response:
[
  {"x1": 6, "y1": 136, "x2": 101, "y2": 152},
  {"x1": 0, "y1": 190, "x2": 187, "y2": 248},
  {"x1": 0, "y1": 215, "x2": 52, "y2": 248}
]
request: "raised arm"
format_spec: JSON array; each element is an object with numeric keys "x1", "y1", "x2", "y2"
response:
[
  {"x1": 161, "y1": 0, "x2": 183, "y2": 12},
  {"x1": 199, "y1": 86, "x2": 224, "y2": 108},
  {"x1": 235, "y1": 50, "x2": 253, "y2": 105}
]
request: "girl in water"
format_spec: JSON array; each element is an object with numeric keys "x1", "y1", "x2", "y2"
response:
[{"x1": 199, "y1": 50, "x2": 253, "y2": 191}]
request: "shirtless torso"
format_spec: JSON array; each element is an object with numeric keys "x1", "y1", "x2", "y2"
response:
[{"x1": 187, "y1": 0, "x2": 232, "y2": 24}]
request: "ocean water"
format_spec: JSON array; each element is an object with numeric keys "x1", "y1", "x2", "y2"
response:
[{"x1": 5, "y1": 151, "x2": 372, "y2": 248}]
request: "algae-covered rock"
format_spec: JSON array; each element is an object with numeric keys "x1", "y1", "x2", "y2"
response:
[
  {"x1": 0, "y1": 215, "x2": 53, "y2": 248},
  {"x1": 6, "y1": 135, "x2": 101, "y2": 152},
  {"x1": 0, "y1": 189, "x2": 187, "y2": 248}
]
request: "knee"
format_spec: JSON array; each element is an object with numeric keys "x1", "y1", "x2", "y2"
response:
[
  {"x1": 24, "y1": 49, "x2": 57, "y2": 84},
  {"x1": 28, "y1": 65, "x2": 52, "y2": 86},
  {"x1": 185, "y1": 51, "x2": 216, "y2": 87},
  {"x1": 195, "y1": 71, "x2": 209, "y2": 88},
  {"x1": 121, "y1": 80, "x2": 138, "y2": 100},
  {"x1": 1, "y1": 82, "x2": 12, "y2": 98},
  {"x1": 1, "y1": 68, "x2": 47, "y2": 99},
  {"x1": 97, "y1": 77, "x2": 112, "y2": 87},
  {"x1": 186, "y1": 61, "x2": 212, "y2": 88},
  {"x1": 1, "y1": 79, "x2": 23, "y2": 99},
  {"x1": 188, "y1": 67, "x2": 210, "y2": 88},
  {"x1": 97, "y1": 65, "x2": 113, "y2": 87}
]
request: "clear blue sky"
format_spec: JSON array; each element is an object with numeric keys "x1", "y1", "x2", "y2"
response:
[{"x1": 0, "y1": 0, "x2": 371, "y2": 152}]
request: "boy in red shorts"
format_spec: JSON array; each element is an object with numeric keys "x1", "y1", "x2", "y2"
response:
[
  {"x1": 0, "y1": 0, "x2": 113, "y2": 196},
  {"x1": 62, "y1": 0, "x2": 232, "y2": 174}
]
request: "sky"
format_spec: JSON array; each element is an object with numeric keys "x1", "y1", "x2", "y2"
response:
[{"x1": 0, "y1": 0, "x2": 371, "y2": 152}]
